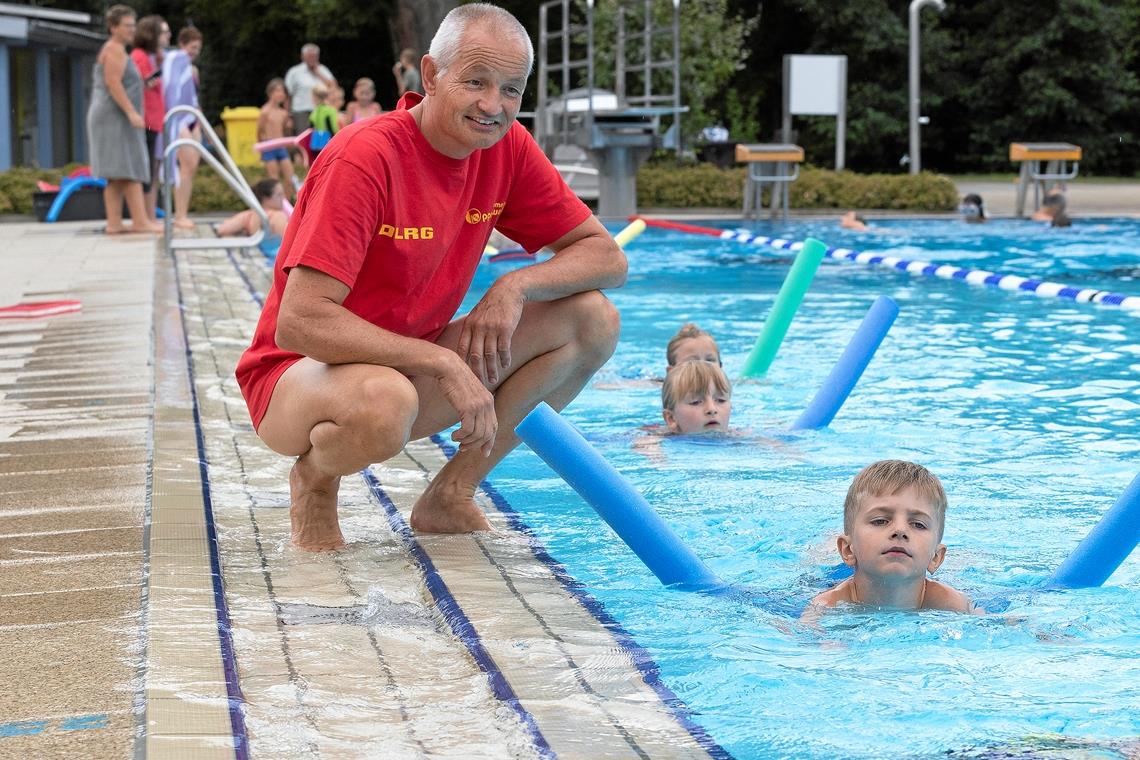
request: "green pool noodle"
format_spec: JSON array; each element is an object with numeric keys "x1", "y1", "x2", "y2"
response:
[{"x1": 740, "y1": 237, "x2": 827, "y2": 377}]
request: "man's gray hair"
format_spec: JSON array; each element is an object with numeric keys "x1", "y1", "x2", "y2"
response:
[
  {"x1": 301, "y1": 43, "x2": 320, "y2": 55},
  {"x1": 429, "y1": 4, "x2": 533, "y2": 75}
]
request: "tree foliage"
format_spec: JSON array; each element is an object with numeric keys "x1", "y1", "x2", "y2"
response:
[
  {"x1": 727, "y1": 0, "x2": 1140, "y2": 175},
  {"x1": 43, "y1": 0, "x2": 1140, "y2": 174}
]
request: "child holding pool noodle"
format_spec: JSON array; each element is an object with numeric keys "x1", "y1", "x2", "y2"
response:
[{"x1": 804, "y1": 460, "x2": 980, "y2": 618}]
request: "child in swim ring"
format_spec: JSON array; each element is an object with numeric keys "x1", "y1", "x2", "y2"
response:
[{"x1": 805, "y1": 460, "x2": 980, "y2": 617}]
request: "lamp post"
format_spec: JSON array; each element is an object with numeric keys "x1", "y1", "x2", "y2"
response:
[{"x1": 908, "y1": 0, "x2": 945, "y2": 174}]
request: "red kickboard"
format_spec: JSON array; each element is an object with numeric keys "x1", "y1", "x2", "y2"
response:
[{"x1": 0, "y1": 300, "x2": 83, "y2": 319}]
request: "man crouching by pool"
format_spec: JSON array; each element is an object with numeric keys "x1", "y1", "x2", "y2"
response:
[{"x1": 235, "y1": 3, "x2": 626, "y2": 550}]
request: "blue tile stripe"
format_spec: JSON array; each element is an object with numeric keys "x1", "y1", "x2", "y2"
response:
[
  {"x1": 359, "y1": 469, "x2": 556, "y2": 759},
  {"x1": 171, "y1": 251, "x2": 250, "y2": 758},
  {"x1": 429, "y1": 435, "x2": 736, "y2": 760}
]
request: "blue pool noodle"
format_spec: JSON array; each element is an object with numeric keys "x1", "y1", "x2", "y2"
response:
[
  {"x1": 1046, "y1": 472, "x2": 1140, "y2": 588},
  {"x1": 45, "y1": 175, "x2": 107, "y2": 222},
  {"x1": 791, "y1": 295, "x2": 899, "y2": 430},
  {"x1": 516, "y1": 402, "x2": 723, "y2": 591}
]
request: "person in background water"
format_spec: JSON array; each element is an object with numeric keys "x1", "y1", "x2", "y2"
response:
[
  {"x1": 665, "y1": 323, "x2": 721, "y2": 374},
  {"x1": 346, "y1": 77, "x2": 383, "y2": 123},
  {"x1": 392, "y1": 47, "x2": 424, "y2": 97},
  {"x1": 959, "y1": 193, "x2": 986, "y2": 223},
  {"x1": 130, "y1": 14, "x2": 168, "y2": 226},
  {"x1": 285, "y1": 43, "x2": 337, "y2": 135},
  {"x1": 840, "y1": 211, "x2": 870, "y2": 232},
  {"x1": 87, "y1": 4, "x2": 162, "y2": 234},
  {"x1": 1031, "y1": 189, "x2": 1072, "y2": 228},
  {"x1": 162, "y1": 26, "x2": 203, "y2": 230}
]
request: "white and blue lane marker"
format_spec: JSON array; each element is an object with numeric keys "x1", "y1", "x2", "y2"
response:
[{"x1": 725, "y1": 229, "x2": 1140, "y2": 310}]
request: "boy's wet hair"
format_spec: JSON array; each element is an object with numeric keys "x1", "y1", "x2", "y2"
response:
[
  {"x1": 666, "y1": 323, "x2": 720, "y2": 367},
  {"x1": 843, "y1": 460, "x2": 948, "y2": 540},
  {"x1": 266, "y1": 77, "x2": 285, "y2": 97},
  {"x1": 661, "y1": 360, "x2": 731, "y2": 412}
]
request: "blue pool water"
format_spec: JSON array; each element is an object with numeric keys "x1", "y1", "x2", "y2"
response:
[{"x1": 469, "y1": 218, "x2": 1140, "y2": 759}]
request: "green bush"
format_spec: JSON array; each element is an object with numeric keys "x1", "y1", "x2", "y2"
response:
[
  {"x1": 636, "y1": 162, "x2": 958, "y2": 211},
  {"x1": 0, "y1": 166, "x2": 65, "y2": 214}
]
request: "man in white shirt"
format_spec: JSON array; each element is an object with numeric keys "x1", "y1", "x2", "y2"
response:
[{"x1": 284, "y1": 43, "x2": 336, "y2": 135}]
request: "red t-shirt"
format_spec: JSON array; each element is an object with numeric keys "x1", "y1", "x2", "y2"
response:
[
  {"x1": 130, "y1": 49, "x2": 164, "y2": 132},
  {"x1": 235, "y1": 93, "x2": 592, "y2": 429}
]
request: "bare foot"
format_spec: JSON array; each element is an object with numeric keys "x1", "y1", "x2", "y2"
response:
[
  {"x1": 172, "y1": 217, "x2": 196, "y2": 230},
  {"x1": 127, "y1": 222, "x2": 164, "y2": 234},
  {"x1": 410, "y1": 479, "x2": 493, "y2": 533},
  {"x1": 289, "y1": 457, "x2": 345, "y2": 551}
]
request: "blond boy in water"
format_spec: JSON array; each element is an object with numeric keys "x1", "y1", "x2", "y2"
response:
[{"x1": 806, "y1": 460, "x2": 980, "y2": 616}]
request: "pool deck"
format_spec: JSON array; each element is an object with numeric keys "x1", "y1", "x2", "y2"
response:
[{"x1": 0, "y1": 221, "x2": 724, "y2": 759}]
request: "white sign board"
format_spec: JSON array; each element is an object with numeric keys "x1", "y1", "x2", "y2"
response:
[{"x1": 787, "y1": 55, "x2": 845, "y2": 116}]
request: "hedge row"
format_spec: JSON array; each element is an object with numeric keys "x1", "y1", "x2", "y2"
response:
[
  {"x1": 1, "y1": 161, "x2": 958, "y2": 216},
  {"x1": 0, "y1": 163, "x2": 305, "y2": 216},
  {"x1": 637, "y1": 163, "x2": 959, "y2": 210}
]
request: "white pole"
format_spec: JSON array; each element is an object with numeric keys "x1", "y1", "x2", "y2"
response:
[{"x1": 909, "y1": 0, "x2": 945, "y2": 174}]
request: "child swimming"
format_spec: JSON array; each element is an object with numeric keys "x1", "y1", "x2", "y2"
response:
[
  {"x1": 661, "y1": 360, "x2": 732, "y2": 435},
  {"x1": 665, "y1": 323, "x2": 721, "y2": 374},
  {"x1": 805, "y1": 459, "x2": 979, "y2": 616}
]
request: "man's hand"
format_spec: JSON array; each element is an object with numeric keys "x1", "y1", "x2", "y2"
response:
[
  {"x1": 456, "y1": 281, "x2": 525, "y2": 386},
  {"x1": 435, "y1": 354, "x2": 497, "y2": 456}
]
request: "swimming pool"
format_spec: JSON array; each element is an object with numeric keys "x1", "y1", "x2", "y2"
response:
[{"x1": 470, "y1": 218, "x2": 1140, "y2": 759}]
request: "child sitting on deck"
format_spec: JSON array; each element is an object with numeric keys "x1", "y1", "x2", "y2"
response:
[
  {"x1": 806, "y1": 460, "x2": 980, "y2": 616},
  {"x1": 661, "y1": 360, "x2": 732, "y2": 435},
  {"x1": 217, "y1": 177, "x2": 289, "y2": 258}
]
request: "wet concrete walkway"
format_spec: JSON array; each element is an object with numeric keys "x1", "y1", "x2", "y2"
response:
[{"x1": 0, "y1": 220, "x2": 721, "y2": 759}]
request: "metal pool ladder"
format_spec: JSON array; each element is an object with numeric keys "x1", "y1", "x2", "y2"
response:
[{"x1": 161, "y1": 105, "x2": 268, "y2": 254}]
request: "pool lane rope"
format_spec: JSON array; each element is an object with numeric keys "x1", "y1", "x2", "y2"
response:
[
  {"x1": 516, "y1": 402, "x2": 724, "y2": 591},
  {"x1": 634, "y1": 218, "x2": 1140, "y2": 311},
  {"x1": 792, "y1": 295, "x2": 899, "y2": 430},
  {"x1": 741, "y1": 237, "x2": 827, "y2": 378},
  {"x1": 1047, "y1": 471, "x2": 1140, "y2": 589}
]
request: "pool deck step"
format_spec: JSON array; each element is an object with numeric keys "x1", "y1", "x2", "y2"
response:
[{"x1": 1, "y1": 220, "x2": 718, "y2": 758}]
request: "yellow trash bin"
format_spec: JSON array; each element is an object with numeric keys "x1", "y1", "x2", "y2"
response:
[{"x1": 220, "y1": 106, "x2": 261, "y2": 166}]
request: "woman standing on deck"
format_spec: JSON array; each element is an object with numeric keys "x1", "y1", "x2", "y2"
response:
[{"x1": 86, "y1": 4, "x2": 162, "y2": 234}]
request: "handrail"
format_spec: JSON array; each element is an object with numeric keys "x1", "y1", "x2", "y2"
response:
[{"x1": 161, "y1": 105, "x2": 268, "y2": 253}]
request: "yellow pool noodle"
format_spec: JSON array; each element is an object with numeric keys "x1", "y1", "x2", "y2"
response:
[{"x1": 613, "y1": 219, "x2": 647, "y2": 248}]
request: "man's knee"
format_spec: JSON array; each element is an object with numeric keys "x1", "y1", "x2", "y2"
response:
[
  {"x1": 565, "y1": 290, "x2": 621, "y2": 356},
  {"x1": 324, "y1": 371, "x2": 418, "y2": 461}
]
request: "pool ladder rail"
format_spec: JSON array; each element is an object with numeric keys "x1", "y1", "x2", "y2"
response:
[{"x1": 161, "y1": 105, "x2": 268, "y2": 255}]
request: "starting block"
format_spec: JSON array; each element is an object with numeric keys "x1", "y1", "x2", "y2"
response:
[
  {"x1": 736, "y1": 143, "x2": 804, "y2": 221},
  {"x1": 1010, "y1": 142, "x2": 1081, "y2": 217}
]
